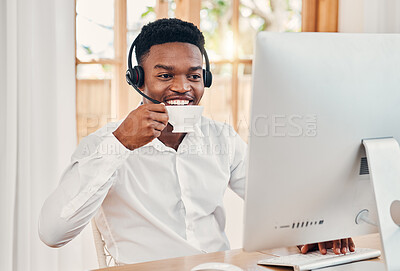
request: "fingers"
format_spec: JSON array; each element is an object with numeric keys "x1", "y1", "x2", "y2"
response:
[
  {"x1": 151, "y1": 120, "x2": 167, "y2": 132},
  {"x1": 303, "y1": 238, "x2": 355, "y2": 255},
  {"x1": 348, "y1": 237, "x2": 356, "y2": 252},
  {"x1": 299, "y1": 243, "x2": 318, "y2": 254},
  {"x1": 297, "y1": 245, "x2": 303, "y2": 252},
  {"x1": 148, "y1": 111, "x2": 169, "y2": 125},
  {"x1": 145, "y1": 103, "x2": 168, "y2": 113},
  {"x1": 300, "y1": 244, "x2": 309, "y2": 254},
  {"x1": 153, "y1": 130, "x2": 161, "y2": 138},
  {"x1": 332, "y1": 239, "x2": 341, "y2": 254},
  {"x1": 318, "y1": 242, "x2": 327, "y2": 255},
  {"x1": 341, "y1": 238, "x2": 348, "y2": 254}
]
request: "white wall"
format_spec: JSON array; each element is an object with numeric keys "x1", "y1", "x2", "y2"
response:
[
  {"x1": 338, "y1": 0, "x2": 364, "y2": 32},
  {"x1": 0, "y1": 1, "x2": 10, "y2": 269},
  {"x1": 339, "y1": 0, "x2": 400, "y2": 33},
  {"x1": 0, "y1": 0, "x2": 5, "y2": 169}
]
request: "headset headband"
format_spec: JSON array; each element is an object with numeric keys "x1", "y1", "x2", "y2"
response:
[{"x1": 128, "y1": 40, "x2": 211, "y2": 82}]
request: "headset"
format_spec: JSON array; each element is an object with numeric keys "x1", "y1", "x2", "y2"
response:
[{"x1": 125, "y1": 40, "x2": 213, "y2": 104}]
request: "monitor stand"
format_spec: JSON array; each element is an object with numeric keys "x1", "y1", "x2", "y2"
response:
[{"x1": 363, "y1": 137, "x2": 400, "y2": 271}]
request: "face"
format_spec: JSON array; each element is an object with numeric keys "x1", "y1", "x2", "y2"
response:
[{"x1": 140, "y1": 42, "x2": 205, "y2": 106}]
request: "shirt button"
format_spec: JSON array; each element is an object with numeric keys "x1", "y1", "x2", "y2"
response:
[{"x1": 187, "y1": 224, "x2": 194, "y2": 231}]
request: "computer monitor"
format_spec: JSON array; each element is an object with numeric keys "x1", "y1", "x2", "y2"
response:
[{"x1": 243, "y1": 32, "x2": 400, "y2": 269}]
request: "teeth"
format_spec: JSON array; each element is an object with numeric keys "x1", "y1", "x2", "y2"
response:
[{"x1": 166, "y1": 99, "x2": 190, "y2": 105}]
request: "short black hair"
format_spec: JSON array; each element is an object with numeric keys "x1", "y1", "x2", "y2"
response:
[{"x1": 133, "y1": 18, "x2": 205, "y2": 65}]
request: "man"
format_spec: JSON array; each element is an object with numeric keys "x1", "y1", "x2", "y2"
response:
[{"x1": 39, "y1": 18, "x2": 354, "y2": 264}]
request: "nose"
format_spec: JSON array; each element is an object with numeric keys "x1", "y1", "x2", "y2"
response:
[{"x1": 170, "y1": 75, "x2": 191, "y2": 93}]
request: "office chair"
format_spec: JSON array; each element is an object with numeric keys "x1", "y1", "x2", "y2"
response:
[{"x1": 91, "y1": 217, "x2": 117, "y2": 268}]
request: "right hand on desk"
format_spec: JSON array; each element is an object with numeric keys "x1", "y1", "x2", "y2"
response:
[
  {"x1": 113, "y1": 103, "x2": 169, "y2": 150},
  {"x1": 298, "y1": 237, "x2": 355, "y2": 255}
]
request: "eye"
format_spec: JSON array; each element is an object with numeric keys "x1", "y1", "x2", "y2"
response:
[
  {"x1": 157, "y1": 74, "x2": 173, "y2": 80},
  {"x1": 188, "y1": 74, "x2": 201, "y2": 81}
]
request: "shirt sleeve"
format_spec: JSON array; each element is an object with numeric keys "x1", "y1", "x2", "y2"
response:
[
  {"x1": 228, "y1": 127, "x2": 248, "y2": 200},
  {"x1": 38, "y1": 131, "x2": 130, "y2": 248}
]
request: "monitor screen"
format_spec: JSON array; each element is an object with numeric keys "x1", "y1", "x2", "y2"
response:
[{"x1": 243, "y1": 32, "x2": 400, "y2": 252}]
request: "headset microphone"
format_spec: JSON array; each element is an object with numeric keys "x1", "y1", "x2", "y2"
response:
[
  {"x1": 126, "y1": 38, "x2": 213, "y2": 104},
  {"x1": 125, "y1": 69, "x2": 161, "y2": 104}
]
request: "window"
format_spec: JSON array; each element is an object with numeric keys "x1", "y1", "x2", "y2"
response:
[
  {"x1": 200, "y1": 0, "x2": 301, "y2": 139},
  {"x1": 76, "y1": 0, "x2": 158, "y2": 142},
  {"x1": 76, "y1": 0, "x2": 339, "y2": 143}
]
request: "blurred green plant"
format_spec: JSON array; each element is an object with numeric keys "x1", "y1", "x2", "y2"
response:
[
  {"x1": 102, "y1": 64, "x2": 112, "y2": 73},
  {"x1": 82, "y1": 45, "x2": 93, "y2": 55},
  {"x1": 141, "y1": 6, "x2": 155, "y2": 18}
]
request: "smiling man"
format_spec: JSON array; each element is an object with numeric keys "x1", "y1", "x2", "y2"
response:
[
  {"x1": 114, "y1": 37, "x2": 205, "y2": 151},
  {"x1": 39, "y1": 18, "x2": 354, "y2": 265},
  {"x1": 38, "y1": 19, "x2": 247, "y2": 264}
]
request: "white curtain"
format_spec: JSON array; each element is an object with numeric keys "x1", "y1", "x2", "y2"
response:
[
  {"x1": 339, "y1": 0, "x2": 400, "y2": 33},
  {"x1": 0, "y1": 0, "x2": 97, "y2": 270}
]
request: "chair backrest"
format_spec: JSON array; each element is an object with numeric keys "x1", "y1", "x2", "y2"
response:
[{"x1": 91, "y1": 218, "x2": 109, "y2": 268}]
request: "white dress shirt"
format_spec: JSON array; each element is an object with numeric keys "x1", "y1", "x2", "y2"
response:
[{"x1": 38, "y1": 116, "x2": 247, "y2": 264}]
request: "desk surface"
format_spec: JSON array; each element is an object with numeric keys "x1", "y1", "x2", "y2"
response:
[{"x1": 97, "y1": 233, "x2": 382, "y2": 271}]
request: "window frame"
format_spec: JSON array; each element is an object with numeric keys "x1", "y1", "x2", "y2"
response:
[{"x1": 75, "y1": 0, "x2": 339, "y2": 134}]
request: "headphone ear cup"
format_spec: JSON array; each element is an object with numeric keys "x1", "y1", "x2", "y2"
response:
[
  {"x1": 134, "y1": 66, "x2": 145, "y2": 87},
  {"x1": 203, "y1": 69, "x2": 212, "y2": 88},
  {"x1": 126, "y1": 69, "x2": 134, "y2": 85}
]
